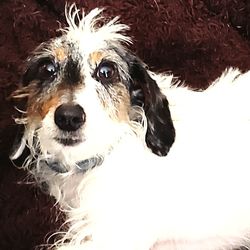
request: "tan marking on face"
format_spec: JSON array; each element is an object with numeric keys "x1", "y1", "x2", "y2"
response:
[
  {"x1": 89, "y1": 51, "x2": 104, "y2": 65},
  {"x1": 40, "y1": 95, "x2": 60, "y2": 118},
  {"x1": 54, "y1": 47, "x2": 67, "y2": 62},
  {"x1": 111, "y1": 84, "x2": 131, "y2": 121},
  {"x1": 96, "y1": 82, "x2": 130, "y2": 122},
  {"x1": 27, "y1": 93, "x2": 61, "y2": 119}
]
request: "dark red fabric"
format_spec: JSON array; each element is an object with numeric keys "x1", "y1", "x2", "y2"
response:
[{"x1": 1, "y1": 1, "x2": 250, "y2": 249}]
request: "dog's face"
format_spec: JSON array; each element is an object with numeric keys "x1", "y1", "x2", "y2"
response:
[{"x1": 11, "y1": 7, "x2": 175, "y2": 171}]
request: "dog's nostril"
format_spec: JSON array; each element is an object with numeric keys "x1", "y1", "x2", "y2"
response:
[{"x1": 54, "y1": 104, "x2": 85, "y2": 132}]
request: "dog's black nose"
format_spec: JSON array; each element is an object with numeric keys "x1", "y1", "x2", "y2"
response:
[{"x1": 54, "y1": 104, "x2": 85, "y2": 131}]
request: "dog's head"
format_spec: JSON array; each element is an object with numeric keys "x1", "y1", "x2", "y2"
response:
[{"x1": 10, "y1": 6, "x2": 175, "y2": 172}]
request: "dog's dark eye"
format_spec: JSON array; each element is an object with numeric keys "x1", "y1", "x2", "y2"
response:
[
  {"x1": 95, "y1": 61, "x2": 118, "y2": 84},
  {"x1": 22, "y1": 57, "x2": 58, "y2": 86},
  {"x1": 37, "y1": 60, "x2": 57, "y2": 81}
]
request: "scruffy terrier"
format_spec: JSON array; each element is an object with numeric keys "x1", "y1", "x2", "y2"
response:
[{"x1": 10, "y1": 4, "x2": 250, "y2": 250}]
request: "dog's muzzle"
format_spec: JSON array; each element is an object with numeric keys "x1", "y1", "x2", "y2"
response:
[
  {"x1": 53, "y1": 104, "x2": 85, "y2": 146},
  {"x1": 54, "y1": 104, "x2": 85, "y2": 131}
]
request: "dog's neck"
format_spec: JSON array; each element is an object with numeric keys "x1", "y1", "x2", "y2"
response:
[{"x1": 45, "y1": 157, "x2": 103, "y2": 173}]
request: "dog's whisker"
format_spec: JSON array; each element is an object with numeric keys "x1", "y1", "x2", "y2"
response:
[
  {"x1": 13, "y1": 105, "x2": 27, "y2": 114},
  {"x1": 13, "y1": 117, "x2": 28, "y2": 124}
]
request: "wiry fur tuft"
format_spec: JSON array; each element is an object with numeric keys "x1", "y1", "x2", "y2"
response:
[{"x1": 63, "y1": 4, "x2": 131, "y2": 53}]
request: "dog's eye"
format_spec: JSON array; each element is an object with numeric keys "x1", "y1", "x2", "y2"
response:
[
  {"x1": 37, "y1": 60, "x2": 57, "y2": 81},
  {"x1": 22, "y1": 58, "x2": 58, "y2": 86},
  {"x1": 95, "y1": 61, "x2": 117, "y2": 84}
]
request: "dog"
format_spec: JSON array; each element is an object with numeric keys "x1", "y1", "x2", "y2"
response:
[{"x1": 10, "y1": 4, "x2": 250, "y2": 250}]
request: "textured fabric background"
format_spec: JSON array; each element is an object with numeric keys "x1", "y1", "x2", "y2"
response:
[{"x1": 1, "y1": 1, "x2": 250, "y2": 249}]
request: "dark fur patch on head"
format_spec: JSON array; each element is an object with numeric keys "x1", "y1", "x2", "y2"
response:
[{"x1": 64, "y1": 57, "x2": 81, "y2": 85}]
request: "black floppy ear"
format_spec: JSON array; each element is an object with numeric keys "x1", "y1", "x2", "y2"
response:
[{"x1": 128, "y1": 57, "x2": 175, "y2": 156}]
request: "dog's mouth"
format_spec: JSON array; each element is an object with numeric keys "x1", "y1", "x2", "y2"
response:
[
  {"x1": 54, "y1": 137, "x2": 82, "y2": 146},
  {"x1": 54, "y1": 131, "x2": 83, "y2": 146}
]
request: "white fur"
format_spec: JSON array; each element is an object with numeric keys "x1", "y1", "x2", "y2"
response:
[
  {"x1": 51, "y1": 68, "x2": 250, "y2": 250},
  {"x1": 63, "y1": 4, "x2": 131, "y2": 55},
  {"x1": 13, "y1": 6, "x2": 250, "y2": 250}
]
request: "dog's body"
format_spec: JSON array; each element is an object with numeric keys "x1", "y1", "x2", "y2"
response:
[{"x1": 10, "y1": 5, "x2": 250, "y2": 250}]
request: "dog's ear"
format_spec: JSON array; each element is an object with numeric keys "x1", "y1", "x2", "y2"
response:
[{"x1": 128, "y1": 56, "x2": 175, "y2": 156}]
